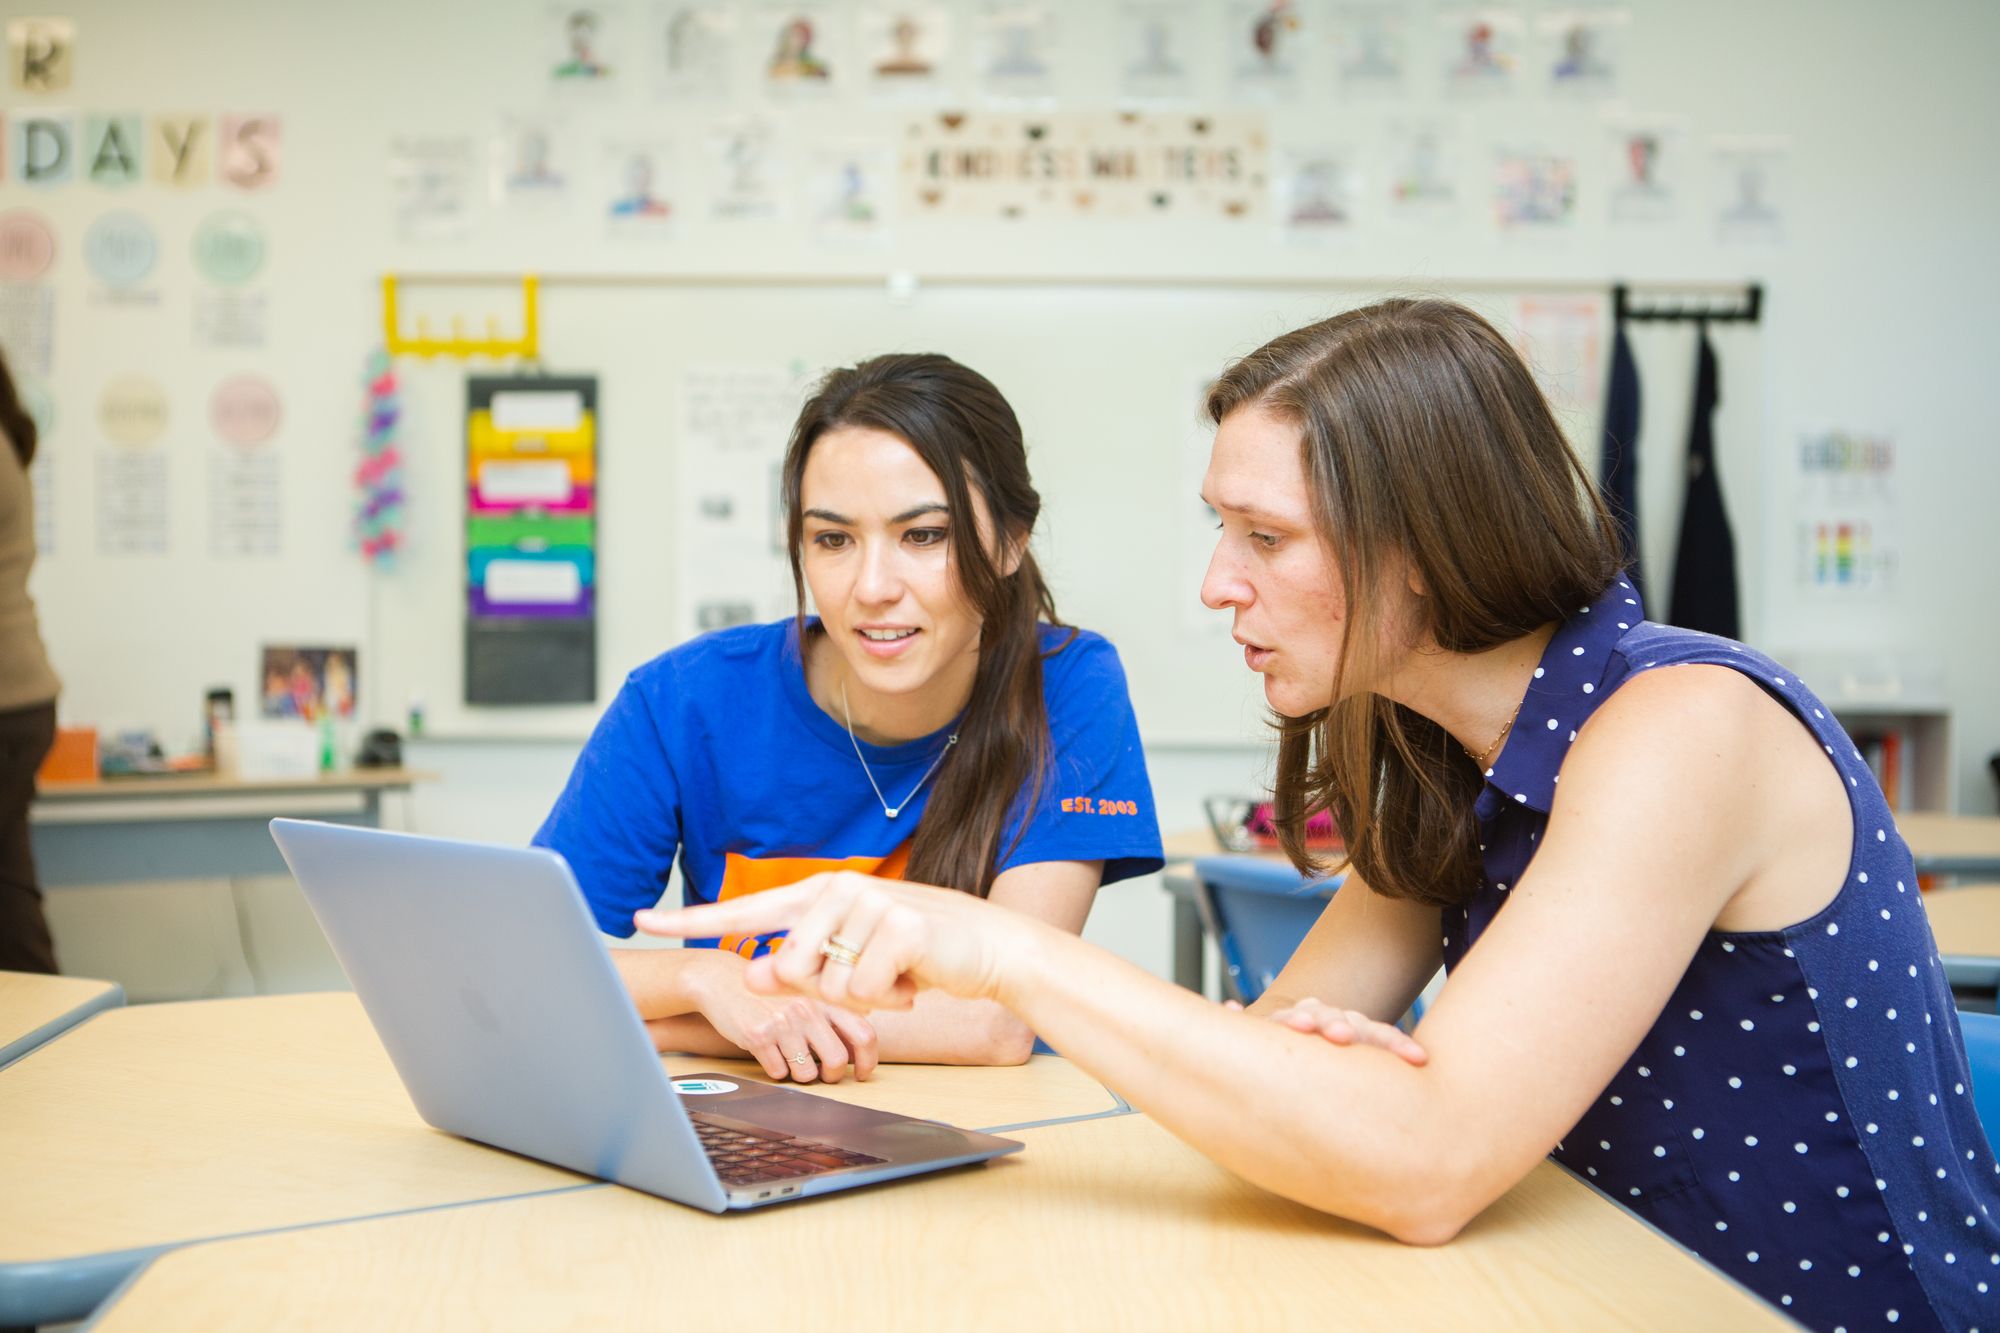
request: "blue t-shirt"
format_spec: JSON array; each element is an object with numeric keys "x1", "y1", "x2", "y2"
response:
[{"x1": 535, "y1": 619, "x2": 1164, "y2": 950}]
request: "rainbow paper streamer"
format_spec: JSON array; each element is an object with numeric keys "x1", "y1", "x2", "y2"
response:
[{"x1": 355, "y1": 349, "x2": 406, "y2": 567}]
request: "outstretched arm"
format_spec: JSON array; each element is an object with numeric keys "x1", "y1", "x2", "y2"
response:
[
  {"x1": 630, "y1": 858, "x2": 1104, "y2": 1070},
  {"x1": 849, "y1": 858, "x2": 1101, "y2": 1064},
  {"x1": 639, "y1": 667, "x2": 1796, "y2": 1242}
]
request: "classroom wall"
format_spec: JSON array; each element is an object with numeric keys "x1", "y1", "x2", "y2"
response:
[{"x1": 12, "y1": 0, "x2": 2000, "y2": 985}]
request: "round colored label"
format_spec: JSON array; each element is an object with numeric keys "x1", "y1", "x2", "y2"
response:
[
  {"x1": 83, "y1": 210, "x2": 158, "y2": 288},
  {"x1": 99, "y1": 375, "x2": 168, "y2": 445},
  {"x1": 192, "y1": 210, "x2": 266, "y2": 286},
  {"x1": 210, "y1": 374, "x2": 281, "y2": 445},
  {"x1": 672, "y1": 1078, "x2": 739, "y2": 1096},
  {"x1": 0, "y1": 210, "x2": 56, "y2": 282}
]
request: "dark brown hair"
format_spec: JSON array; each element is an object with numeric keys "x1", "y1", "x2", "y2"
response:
[
  {"x1": 782, "y1": 353, "x2": 1065, "y2": 898},
  {"x1": 0, "y1": 346, "x2": 36, "y2": 467},
  {"x1": 1206, "y1": 298, "x2": 1624, "y2": 907}
]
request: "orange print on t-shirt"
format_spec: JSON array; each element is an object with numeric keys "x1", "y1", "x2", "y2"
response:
[{"x1": 714, "y1": 843, "x2": 910, "y2": 957}]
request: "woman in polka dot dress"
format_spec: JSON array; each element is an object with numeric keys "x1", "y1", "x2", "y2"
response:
[{"x1": 639, "y1": 299, "x2": 1997, "y2": 1331}]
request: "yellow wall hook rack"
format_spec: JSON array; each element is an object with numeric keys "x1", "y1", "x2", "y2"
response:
[{"x1": 381, "y1": 273, "x2": 540, "y2": 360}]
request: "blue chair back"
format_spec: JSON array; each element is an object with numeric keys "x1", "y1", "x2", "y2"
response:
[
  {"x1": 1961, "y1": 1010, "x2": 2000, "y2": 1149},
  {"x1": 1192, "y1": 856, "x2": 1338, "y2": 1004}
]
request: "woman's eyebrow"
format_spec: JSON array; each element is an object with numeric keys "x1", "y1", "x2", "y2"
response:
[
  {"x1": 801, "y1": 502, "x2": 949, "y2": 526},
  {"x1": 1203, "y1": 494, "x2": 1295, "y2": 527}
]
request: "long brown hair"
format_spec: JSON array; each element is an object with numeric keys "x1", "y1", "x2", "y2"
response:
[
  {"x1": 0, "y1": 347, "x2": 36, "y2": 466},
  {"x1": 782, "y1": 353, "x2": 1065, "y2": 898},
  {"x1": 1206, "y1": 299, "x2": 1624, "y2": 907}
]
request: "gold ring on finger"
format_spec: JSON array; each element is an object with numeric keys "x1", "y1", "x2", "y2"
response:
[{"x1": 819, "y1": 938, "x2": 861, "y2": 967}]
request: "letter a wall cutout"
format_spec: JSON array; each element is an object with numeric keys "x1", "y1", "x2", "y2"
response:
[{"x1": 86, "y1": 114, "x2": 142, "y2": 186}]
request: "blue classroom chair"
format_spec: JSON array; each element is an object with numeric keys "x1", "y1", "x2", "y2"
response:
[
  {"x1": 1191, "y1": 855, "x2": 1340, "y2": 1005},
  {"x1": 1961, "y1": 1010, "x2": 2000, "y2": 1149}
]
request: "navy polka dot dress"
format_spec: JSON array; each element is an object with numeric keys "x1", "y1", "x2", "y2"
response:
[{"x1": 1442, "y1": 580, "x2": 1999, "y2": 1331}]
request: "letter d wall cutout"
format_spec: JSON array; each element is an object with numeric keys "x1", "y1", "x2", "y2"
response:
[{"x1": 13, "y1": 115, "x2": 72, "y2": 186}]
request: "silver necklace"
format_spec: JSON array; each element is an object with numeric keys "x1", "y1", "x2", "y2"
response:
[{"x1": 839, "y1": 679, "x2": 958, "y2": 819}]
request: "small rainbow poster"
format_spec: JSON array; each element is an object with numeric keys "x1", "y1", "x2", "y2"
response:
[{"x1": 463, "y1": 376, "x2": 599, "y2": 704}]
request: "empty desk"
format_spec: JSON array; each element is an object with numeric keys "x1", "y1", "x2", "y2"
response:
[{"x1": 0, "y1": 970, "x2": 121, "y2": 1069}]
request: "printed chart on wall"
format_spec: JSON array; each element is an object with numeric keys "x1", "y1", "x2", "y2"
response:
[
  {"x1": 1793, "y1": 429, "x2": 1897, "y2": 598},
  {"x1": 464, "y1": 376, "x2": 599, "y2": 704},
  {"x1": 676, "y1": 364, "x2": 809, "y2": 639}
]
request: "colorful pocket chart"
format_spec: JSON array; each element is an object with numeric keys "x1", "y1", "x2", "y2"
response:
[{"x1": 462, "y1": 376, "x2": 600, "y2": 706}]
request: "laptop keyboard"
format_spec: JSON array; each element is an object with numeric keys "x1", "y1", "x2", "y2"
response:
[{"x1": 691, "y1": 1112, "x2": 886, "y2": 1187}]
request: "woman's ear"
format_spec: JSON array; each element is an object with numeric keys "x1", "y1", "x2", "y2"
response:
[
  {"x1": 1404, "y1": 559, "x2": 1427, "y2": 599},
  {"x1": 998, "y1": 525, "x2": 1028, "y2": 578}
]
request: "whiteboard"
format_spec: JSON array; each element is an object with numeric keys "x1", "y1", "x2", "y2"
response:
[{"x1": 371, "y1": 277, "x2": 1744, "y2": 745}]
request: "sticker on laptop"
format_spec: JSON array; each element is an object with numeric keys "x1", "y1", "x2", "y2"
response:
[{"x1": 673, "y1": 1078, "x2": 739, "y2": 1095}]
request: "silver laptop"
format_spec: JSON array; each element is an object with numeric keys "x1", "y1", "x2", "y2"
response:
[{"x1": 269, "y1": 818, "x2": 1022, "y2": 1212}]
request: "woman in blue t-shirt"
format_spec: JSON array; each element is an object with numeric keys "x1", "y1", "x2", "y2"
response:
[
  {"x1": 642, "y1": 302, "x2": 1994, "y2": 1332},
  {"x1": 536, "y1": 352, "x2": 1162, "y2": 1086}
]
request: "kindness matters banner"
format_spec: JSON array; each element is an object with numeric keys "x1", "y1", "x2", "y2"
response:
[{"x1": 902, "y1": 111, "x2": 1267, "y2": 221}]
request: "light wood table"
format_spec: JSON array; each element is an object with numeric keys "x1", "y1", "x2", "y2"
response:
[
  {"x1": 1925, "y1": 883, "x2": 2000, "y2": 1006},
  {"x1": 87, "y1": 1109, "x2": 1783, "y2": 1332},
  {"x1": 0, "y1": 970, "x2": 122, "y2": 1070},
  {"x1": 0, "y1": 991, "x2": 1123, "y2": 1326},
  {"x1": 1928, "y1": 883, "x2": 2000, "y2": 954},
  {"x1": 1895, "y1": 812, "x2": 2000, "y2": 877}
]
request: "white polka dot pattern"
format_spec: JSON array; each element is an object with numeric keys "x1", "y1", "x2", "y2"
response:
[{"x1": 1443, "y1": 581, "x2": 1998, "y2": 1332}]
